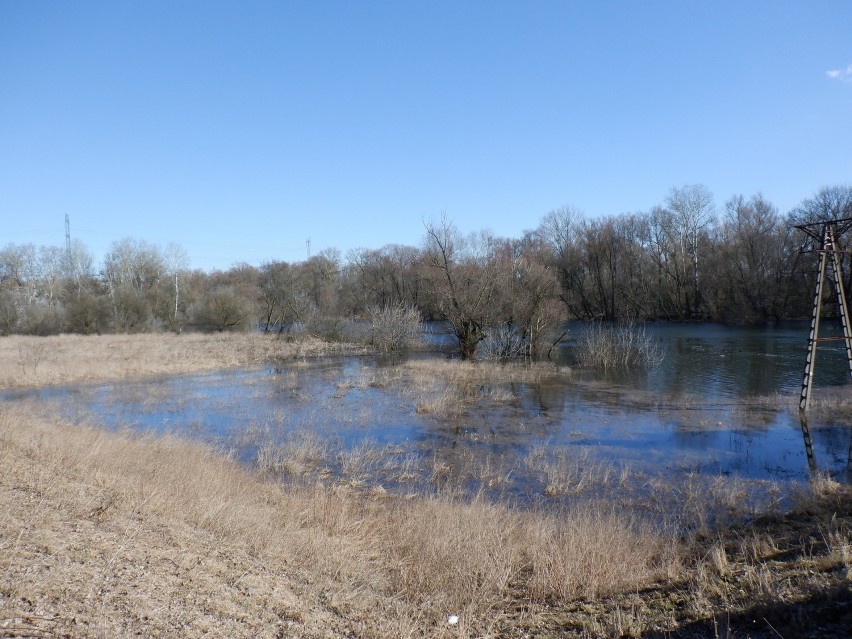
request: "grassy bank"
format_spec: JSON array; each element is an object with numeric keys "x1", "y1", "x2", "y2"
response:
[{"x1": 1, "y1": 405, "x2": 678, "y2": 638}]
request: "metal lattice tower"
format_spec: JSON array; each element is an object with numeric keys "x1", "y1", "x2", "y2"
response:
[{"x1": 795, "y1": 217, "x2": 852, "y2": 412}]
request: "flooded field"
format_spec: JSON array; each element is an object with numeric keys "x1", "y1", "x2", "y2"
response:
[{"x1": 7, "y1": 323, "x2": 852, "y2": 505}]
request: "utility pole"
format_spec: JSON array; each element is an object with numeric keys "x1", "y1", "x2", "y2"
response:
[{"x1": 795, "y1": 217, "x2": 852, "y2": 412}]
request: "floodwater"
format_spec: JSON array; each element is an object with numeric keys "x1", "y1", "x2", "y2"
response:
[{"x1": 6, "y1": 323, "x2": 852, "y2": 500}]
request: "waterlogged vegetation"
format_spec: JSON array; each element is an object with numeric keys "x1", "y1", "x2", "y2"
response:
[
  {"x1": 8, "y1": 323, "x2": 850, "y2": 485},
  {"x1": 2, "y1": 327, "x2": 851, "y2": 637}
]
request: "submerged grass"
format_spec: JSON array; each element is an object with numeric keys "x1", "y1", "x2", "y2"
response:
[{"x1": 365, "y1": 359, "x2": 568, "y2": 417}]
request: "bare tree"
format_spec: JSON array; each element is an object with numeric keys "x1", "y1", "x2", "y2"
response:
[
  {"x1": 164, "y1": 243, "x2": 189, "y2": 333},
  {"x1": 0, "y1": 243, "x2": 39, "y2": 305},
  {"x1": 102, "y1": 237, "x2": 164, "y2": 291},
  {"x1": 790, "y1": 185, "x2": 852, "y2": 308},
  {"x1": 102, "y1": 238, "x2": 165, "y2": 332},
  {"x1": 37, "y1": 246, "x2": 66, "y2": 306},
  {"x1": 192, "y1": 285, "x2": 254, "y2": 332},
  {"x1": 297, "y1": 249, "x2": 342, "y2": 317},
  {"x1": 536, "y1": 206, "x2": 592, "y2": 319},
  {"x1": 347, "y1": 244, "x2": 422, "y2": 313},
  {"x1": 0, "y1": 291, "x2": 19, "y2": 335},
  {"x1": 258, "y1": 260, "x2": 291, "y2": 332},
  {"x1": 423, "y1": 215, "x2": 501, "y2": 359},
  {"x1": 64, "y1": 238, "x2": 95, "y2": 294},
  {"x1": 491, "y1": 236, "x2": 561, "y2": 357},
  {"x1": 537, "y1": 208, "x2": 651, "y2": 321},
  {"x1": 790, "y1": 185, "x2": 852, "y2": 225},
  {"x1": 716, "y1": 194, "x2": 794, "y2": 321},
  {"x1": 665, "y1": 185, "x2": 715, "y2": 317}
]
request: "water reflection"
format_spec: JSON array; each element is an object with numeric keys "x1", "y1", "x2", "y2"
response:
[
  {"x1": 799, "y1": 417, "x2": 818, "y2": 474},
  {"x1": 801, "y1": 415, "x2": 852, "y2": 482},
  {"x1": 561, "y1": 321, "x2": 852, "y2": 399}
]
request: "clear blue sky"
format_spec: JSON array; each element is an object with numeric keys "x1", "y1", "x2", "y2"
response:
[{"x1": 2, "y1": 1, "x2": 851, "y2": 272}]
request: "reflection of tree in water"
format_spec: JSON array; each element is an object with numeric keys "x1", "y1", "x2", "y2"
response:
[
  {"x1": 670, "y1": 426, "x2": 719, "y2": 450},
  {"x1": 521, "y1": 382, "x2": 566, "y2": 416},
  {"x1": 647, "y1": 328, "x2": 806, "y2": 399},
  {"x1": 819, "y1": 423, "x2": 852, "y2": 461}
]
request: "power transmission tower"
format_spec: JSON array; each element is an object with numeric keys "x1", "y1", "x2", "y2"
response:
[
  {"x1": 65, "y1": 213, "x2": 76, "y2": 282},
  {"x1": 795, "y1": 217, "x2": 852, "y2": 412},
  {"x1": 306, "y1": 237, "x2": 311, "y2": 260}
]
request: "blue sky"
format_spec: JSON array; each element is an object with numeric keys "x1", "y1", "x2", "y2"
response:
[{"x1": 1, "y1": 1, "x2": 851, "y2": 272}]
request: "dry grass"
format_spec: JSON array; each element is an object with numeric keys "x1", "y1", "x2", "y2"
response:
[
  {"x1": 538, "y1": 481, "x2": 852, "y2": 638},
  {"x1": 0, "y1": 405, "x2": 680, "y2": 638},
  {"x1": 0, "y1": 333, "x2": 368, "y2": 389},
  {"x1": 401, "y1": 359, "x2": 567, "y2": 383},
  {"x1": 524, "y1": 446, "x2": 630, "y2": 498},
  {"x1": 673, "y1": 485, "x2": 852, "y2": 637}
]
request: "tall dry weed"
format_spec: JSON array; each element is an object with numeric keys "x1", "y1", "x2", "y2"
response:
[
  {"x1": 256, "y1": 432, "x2": 332, "y2": 482},
  {"x1": 524, "y1": 506, "x2": 679, "y2": 601}
]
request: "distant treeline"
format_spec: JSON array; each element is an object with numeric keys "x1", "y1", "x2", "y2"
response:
[{"x1": 2, "y1": 185, "x2": 851, "y2": 351}]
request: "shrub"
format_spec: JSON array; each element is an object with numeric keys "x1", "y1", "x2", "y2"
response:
[
  {"x1": 0, "y1": 291, "x2": 20, "y2": 335},
  {"x1": 478, "y1": 323, "x2": 527, "y2": 360},
  {"x1": 21, "y1": 301, "x2": 62, "y2": 336},
  {"x1": 575, "y1": 321, "x2": 665, "y2": 371},
  {"x1": 65, "y1": 290, "x2": 109, "y2": 335},
  {"x1": 190, "y1": 286, "x2": 254, "y2": 332},
  {"x1": 366, "y1": 302, "x2": 424, "y2": 352}
]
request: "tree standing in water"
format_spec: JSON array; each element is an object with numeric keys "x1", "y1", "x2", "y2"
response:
[{"x1": 423, "y1": 214, "x2": 501, "y2": 359}]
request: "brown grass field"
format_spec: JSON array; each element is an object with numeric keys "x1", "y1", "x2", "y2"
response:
[
  {"x1": 1, "y1": 333, "x2": 851, "y2": 637},
  {"x1": 0, "y1": 333, "x2": 368, "y2": 389}
]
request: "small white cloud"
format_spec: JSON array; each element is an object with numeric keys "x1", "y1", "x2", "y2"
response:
[{"x1": 826, "y1": 64, "x2": 852, "y2": 82}]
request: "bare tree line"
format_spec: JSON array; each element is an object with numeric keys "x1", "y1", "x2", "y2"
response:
[{"x1": 1, "y1": 185, "x2": 851, "y2": 357}]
